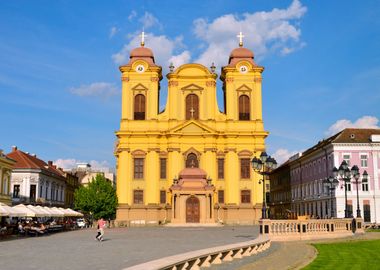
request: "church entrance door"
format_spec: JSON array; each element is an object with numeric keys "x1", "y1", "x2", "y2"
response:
[{"x1": 186, "y1": 196, "x2": 200, "y2": 223}]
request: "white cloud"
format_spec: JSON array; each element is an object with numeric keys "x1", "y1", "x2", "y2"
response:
[
  {"x1": 89, "y1": 160, "x2": 111, "y2": 171},
  {"x1": 193, "y1": 0, "x2": 307, "y2": 68},
  {"x1": 54, "y1": 158, "x2": 77, "y2": 170},
  {"x1": 128, "y1": 10, "x2": 137, "y2": 22},
  {"x1": 112, "y1": 32, "x2": 191, "y2": 73},
  {"x1": 109, "y1": 26, "x2": 119, "y2": 38},
  {"x1": 139, "y1": 12, "x2": 162, "y2": 30},
  {"x1": 326, "y1": 116, "x2": 380, "y2": 136},
  {"x1": 69, "y1": 82, "x2": 119, "y2": 98},
  {"x1": 54, "y1": 159, "x2": 111, "y2": 171},
  {"x1": 272, "y1": 148, "x2": 299, "y2": 165},
  {"x1": 168, "y1": 51, "x2": 191, "y2": 68}
]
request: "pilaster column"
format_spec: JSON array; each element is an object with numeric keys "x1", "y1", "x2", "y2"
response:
[
  {"x1": 117, "y1": 150, "x2": 132, "y2": 205},
  {"x1": 203, "y1": 149, "x2": 217, "y2": 184},
  {"x1": 225, "y1": 150, "x2": 239, "y2": 204},
  {"x1": 253, "y1": 76, "x2": 263, "y2": 121},
  {"x1": 145, "y1": 150, "x2": 160, "y2": 204},
  {"x1": 167, "y1": 149, "x2": 182, "y2": 185}
]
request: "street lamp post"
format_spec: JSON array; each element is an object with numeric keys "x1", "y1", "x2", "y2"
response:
[
  {"x1": 251, "y1": 152, "x2": 277, "y2": 219},
  {"x1": 334, "y1": 161, "x2": 368, "y2": 218},
  {"x1": 352, "y1": 168, "x2": 368, "y2": 218},
  {"x1": 323, "y1": 174, "x2": 339, "y2": 218}
]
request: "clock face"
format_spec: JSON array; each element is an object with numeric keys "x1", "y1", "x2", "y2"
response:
[
  {"x1": 136, "y1": 64, "x2": 145, "y2": 73},
  {"x1": 239, "y1": 65, "x2": 248, "y2": 73}
]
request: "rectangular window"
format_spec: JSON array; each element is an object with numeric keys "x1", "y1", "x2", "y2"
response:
[
  {"x1": 218, "y1": 158, "x2": 224, "y2": 179},
  {"x1": 30, "y1": 184, "x2": 36, "y2": 202},
  {"x1": 343, "y1": 154, "x2": 351, "y2": 166},
  {"x1": 160, "y1": 158, "x2": 167, "y2": 179},
  {"x1": 240, "y1": 158, "x2": 250, "y2": 179},
  {"x1": 134, "y1": 158, "x2": 144, "y2": 179},
  {"x1": 133, "y1": 190, "x2": 143, "y2": 204},
  {"x1": 13, "y1": 185, "x2": 20, "y2": 198},
  {"x1": 241, "y1": 190, "x2": 251, "y2": 203},
  {"x1": 347, "y1": 200, "x2": 353, "y2": 218},
  {"x1": 45, "y1": 186, "x2": 48, "y2": 200},
  {"x1": 160, "y1": 190, "x2": 166, "y2": 204},
  {"x1": 218, "y1": 190, "x2": 225, "y2": 204},
  {"x1": 360, "y1": 154, "x2": 368, "y2": 167},
  {"x1": 362, "y1": 181, "x2": 369, "y2": 191},
  {"x1": 364, "y1": 204, "x2": 371, "y2": 222},
  {"x1": 39, "y1": 185, "x2": 43, "y2": 198},
  {"x1": 346, "y1": 182, "x2": 351, "y2": 192}
]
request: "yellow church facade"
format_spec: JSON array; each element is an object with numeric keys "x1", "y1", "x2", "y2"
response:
[{"x1": 115, "y1": 35, "x2": 268, "y2": 225}]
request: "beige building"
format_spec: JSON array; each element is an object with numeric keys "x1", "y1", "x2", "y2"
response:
[{"x1": 70, "y1": 163, "x2": 115, "y2": 186}]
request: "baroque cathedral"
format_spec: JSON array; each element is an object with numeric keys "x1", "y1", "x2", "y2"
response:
[{"x1": 115, "y1": 33, "x2": 268, "y2": 225}]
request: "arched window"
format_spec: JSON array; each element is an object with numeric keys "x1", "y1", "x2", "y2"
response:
[
  {"x1": 186, "y1": 94, "x2": 199, "y2": 120},
  {"x1": 134, "y1": 94, "x2": 146, "y2": 120},
  {"x1": 239, "y1": 95, "x2": 250, "y2": 120},
  {"x1": 186, "y1": 153, "x2": 199, "y2": 168}
]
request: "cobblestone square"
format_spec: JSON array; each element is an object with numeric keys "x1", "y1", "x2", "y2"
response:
[{"x1": 0, "y1": 226, "x2": 259, "y2": 270}]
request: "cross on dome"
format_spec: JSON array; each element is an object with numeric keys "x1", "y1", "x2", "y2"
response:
[
  {"x1": 140, "y1": 31, "x2": 147, "y2": 47},
  {"x1": 237, "y1": 31, "x2": 245, "y2": 47}
]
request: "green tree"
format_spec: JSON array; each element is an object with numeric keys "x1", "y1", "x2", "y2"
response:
[{"x1": 74, "y1": 174, "x2": 118, "y2": 220}]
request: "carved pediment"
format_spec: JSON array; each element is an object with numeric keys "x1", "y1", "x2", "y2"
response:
[
  {"x1": 181, "y1": 84, "x2": 204, "y2": 91},
  {"x1": 236, "y1": 84, "x2": 252, "y2": 92},
  {"x1": 132, "y1": 83, "x2": 148, "y2": 91},
  {"x1": 169, "y1": 121, "x2": 216, "y2": 135}
]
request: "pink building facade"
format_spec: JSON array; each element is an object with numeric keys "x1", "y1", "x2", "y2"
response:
[{"x1": 289, "y1": 129, "x2": 380, "y2": 223}]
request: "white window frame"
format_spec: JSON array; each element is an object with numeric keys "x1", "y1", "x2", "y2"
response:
[
  {"x1": 362, "y1": 175, "x2": 370, "y2": 191},
  {"x1": 342, "y1": 153, "x2": 351, "y2": 167},
  {"x1": 360, "y1": 153, "x2": 368, "y2": 168}
]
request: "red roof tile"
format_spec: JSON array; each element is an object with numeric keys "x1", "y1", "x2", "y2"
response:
[{"x1": 6, "y1": 148, "x2": 65, "y2": 180}]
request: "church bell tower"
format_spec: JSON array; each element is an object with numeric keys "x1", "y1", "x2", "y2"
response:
[{"x1": 220, "y1": 32, "x2": 264, "y2": 131}]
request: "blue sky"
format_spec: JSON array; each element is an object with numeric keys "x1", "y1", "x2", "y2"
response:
[{"x1": 0, "y1": 0, "x2": 379, "y2": 169}]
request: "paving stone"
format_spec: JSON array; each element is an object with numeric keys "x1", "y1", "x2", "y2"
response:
[{"x1": 0, "y1": 226, "x2": 259, "y2": 270}]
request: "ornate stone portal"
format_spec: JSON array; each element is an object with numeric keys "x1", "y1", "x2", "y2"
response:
[{"x1": 170, "y1": 168, "x2": 216, "y2": 224}]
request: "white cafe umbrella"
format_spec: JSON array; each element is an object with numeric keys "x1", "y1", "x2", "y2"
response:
[
  {"x1": 57, "y1": 207, "x2": 74, "y2": 217},
  {"x1": 13, "y1": 204, "x2": 38, "y2": 217},
  {"x1": 51, "y1": 207, "x2": 66, "y2": 217},
  {"x1": 35, "y1": 206, "x2": 54, "y2": 217},
  {"x1": 0, "y1": 203, "x2": 10, "y2": 216},
  {"x1": 43, "y1": 207, "x2": 64, "y2": 217},
  {"x1": 0, "y1": 203, "x2": 29, "y2": 217},
  {"x1": 5, "y1": 204, "x2": 28, "y2": 217},
  {"x1": 26, "y1": 205, "x2": 47, "y2": 217},
  {"x1": 67, "y1": 208, "x2": 83, "y2": 217}
]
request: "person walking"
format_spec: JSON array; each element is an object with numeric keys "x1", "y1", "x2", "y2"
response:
[{"x1": 96, "y1": 218, "x2": 106, "y2": 242}]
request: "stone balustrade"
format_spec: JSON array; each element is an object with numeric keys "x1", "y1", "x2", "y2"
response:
[
  {"x1": 260, "y1": 218, "x2": 364, "y2": 241},
  {"x1": 124, "y1": 235, "x2": 270, "y2": 270}
]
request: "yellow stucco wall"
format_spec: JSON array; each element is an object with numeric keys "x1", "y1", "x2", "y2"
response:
[
  {"x1": 115, "y1": 53, "x2": 268, "y2": 223},
  {"x1": 0, "y1": 155, "x2": 16, "y2": 206}
]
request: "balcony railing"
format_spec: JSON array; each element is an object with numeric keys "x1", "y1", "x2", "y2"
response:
[{"x1": 260, "y1": 218, "x2": 364, "y2": 241}]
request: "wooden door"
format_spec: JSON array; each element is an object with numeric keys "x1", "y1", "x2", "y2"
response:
[{"x1": 186, "y1": 196, "x2": 200, "y2": 223}]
